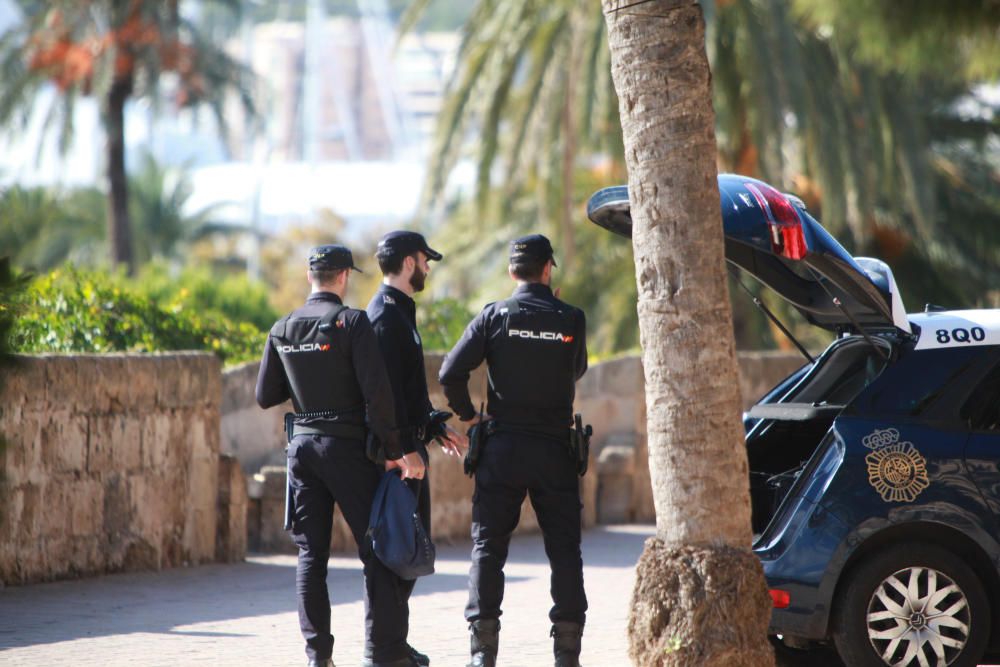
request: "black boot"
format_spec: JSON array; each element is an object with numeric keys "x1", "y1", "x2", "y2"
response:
[
  {"x1": 551, "y1": 621, "x2": 583, "y2": 667},
  {"x1": 467, "y1": 618, "x2": 500, "y2": 667}
]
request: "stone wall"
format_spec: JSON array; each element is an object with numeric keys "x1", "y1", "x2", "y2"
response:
[
  {"x1": 221, "y1": 361, "x2": 287, "y2": 473},
  {"x1": 0, "y1": 353, "x2": 245, "y2": 585},
  {"x1": 228, "y1": 350, "x2": 802, "y2": 552}
]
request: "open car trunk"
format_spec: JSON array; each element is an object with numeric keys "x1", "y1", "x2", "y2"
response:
[{"x1": 747, "y1": 336, "x2": 893, "y2": 537}]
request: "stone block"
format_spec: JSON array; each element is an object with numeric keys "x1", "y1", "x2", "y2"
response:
[
  {"x1": 0, "y1": 484, "x2": 25, "y2": 545},
  {"x1": 596, "y1": 438, "x2": 637, "y2": 477},
  {"x1": 581, "y1": 468, "x2": 598, "y2": 529},
  {"x1": 0, "y1": 407, "x2": 43, "y2": 484},
  {"x1": 15, "y1": 482, "x2": 42, "y2": 543},
  {"x1": 221, "y1": 404, "x2": 288, "y2": 474},
  {"x1": 184, "y1": 453, "x2": 219, "y2": 563},
  {"x1": 599, "y1": 355, "x2": 643, "y2": 396},
  {"x1": 216, "y1": 454, "x2": 247, "y2": 563},
  {"x1": 246, "y1": 497, "x2": 262, "y2": 552},
  {"x1": 736, "y1": 351, "x2": 805, "y2": 410},
  {"x1": 259, "y1": 465, "x2": 287, "y2": 500},
  {"x1": 427, "y1": 448, "x2": 474, "y2": 544},
  {"x1": 69, "y1": 478, "x2": 104, "y2": 538},
  {"x1": 157, "y1": 353, "x2": 221, "y2": 409},
  {"x1": 140, "y1": 411, "x2": 173, "y2": 470},
  {"x1": 221, "y1": 361, "x2": 261, "y2": 414},
  {"x1": 189, "y1": 408, "x2": 220, "y2": 464},
  {"x1": 88, "y1": 414, "x2": 142, "y2": 473},
  {"x1": 0, "y1": 356, "x2": 47, "y2": 409},
  {"x1": 39, "y1": 409, "x2": 88, "y2": 474},
  {"x1": 127, "y1": 474, "x2": 168, "y2": 547},
  {"x1": 42, "y1": 356, "x2": 92, "y2": 412},
  {"x1": 256, "y1": 466, "x2": 292, "y2": 553},
  {"x1": 162, "y1": 415, "x2": 194, "y2": 472},
  {"x1": 102, "y1": 473, "x2": 133, "y2": 544}
]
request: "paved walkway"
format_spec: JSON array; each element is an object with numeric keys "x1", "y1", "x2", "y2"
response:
[{"x1": 0, "y1": 526, "x2": 653, "y2": 667}]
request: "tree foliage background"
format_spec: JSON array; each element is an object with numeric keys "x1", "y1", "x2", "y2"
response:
[
  {"x1": 2, "y1": 0, "x2": 998, "y2": 359},
  {"x1": 411, "y1": 0, "x2": 1000, "y2": 355}
]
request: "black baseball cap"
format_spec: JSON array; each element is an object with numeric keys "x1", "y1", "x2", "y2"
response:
[
  {"x1": 509, "y1": 234, "x2": 557, "y2": 267},
  {"x1": 375, "y1": 231, "x2": 443, "y2": 261},
  {"x1": 308, "y1": 244, "x2": 363, "y2": 272}
]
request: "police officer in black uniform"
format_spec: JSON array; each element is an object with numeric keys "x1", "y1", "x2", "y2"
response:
[
  {"x1": 255, "y1": 245, "x2": 425, "y2": 667},
  {"x1": 366, "y1": 231, "x2": 467, "y2": 667},
  {"x1": 439, "y1": 234, "x2": 589, "y2": 667}
]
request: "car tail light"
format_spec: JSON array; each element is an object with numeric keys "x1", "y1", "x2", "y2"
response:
[
  {"x1": 744, "y1": 182, "x2": 808, "y2": 260},
  {"x1": 769, "y1": 589, "x2": 791, "y2": 608}
]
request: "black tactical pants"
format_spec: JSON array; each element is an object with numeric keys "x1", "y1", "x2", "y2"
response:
[
  {"x1": 287, "y1": 434, "x2": 410, "y2": 663},
  {"x1": 465, "y1": 430, "x2": 588, "y2": 625}
]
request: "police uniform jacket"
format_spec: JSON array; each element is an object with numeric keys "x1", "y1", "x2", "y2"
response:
[
  {"x1": 255, "y1": 291, "x2": 402, "y2": 460},
  {"x1": 367, "y1": 284, "x2": 432, "y2": 455},
  {"x1": 439, "y1": 283, "x2": 587, "y2": 429}
]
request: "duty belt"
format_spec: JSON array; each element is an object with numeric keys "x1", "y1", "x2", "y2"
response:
[
  {"x1": 488, "y1": 421, "x2": 572, "y2": 443},
  {"x1": 286, "y1": 409, "x2": 367, "y2": 441}
]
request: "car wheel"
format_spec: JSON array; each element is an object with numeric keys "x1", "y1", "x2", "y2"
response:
[{"x1": 832, "y1": 542, "x2": 990, "y2": 667}]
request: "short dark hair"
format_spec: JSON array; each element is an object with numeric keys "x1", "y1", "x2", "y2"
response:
[
  {"x1": 309, "y1": 267, "x2": 347, "y2": 285},
  {"x1": 377, "y1": 251, "x2": 415, "y2": 276},
  {"x1": 509, "y1": 258, "x2": 546, "y2": 281}
]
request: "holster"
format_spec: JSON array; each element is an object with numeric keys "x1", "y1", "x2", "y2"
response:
[
  {"x1": 571, "y1": 413, "x2": 593, "y2": 477},
  {"x1": 464, "y1": 420, "x2": 495, "y2": 477}
]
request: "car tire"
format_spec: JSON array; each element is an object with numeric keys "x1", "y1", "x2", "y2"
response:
[{"x1": 831, "y1": 542, "x2": 990, "y2": 667}]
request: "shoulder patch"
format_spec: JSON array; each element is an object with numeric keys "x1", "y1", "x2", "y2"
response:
[{"x1": 383, "y1": 294, "x2": 396, "y2": 305}]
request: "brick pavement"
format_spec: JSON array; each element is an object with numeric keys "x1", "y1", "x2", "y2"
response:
[{"x1": 0, "y1": 525, "x2": 653, "y2": 667}]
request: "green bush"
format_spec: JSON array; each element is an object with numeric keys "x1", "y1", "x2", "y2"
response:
[
  {"x1": 12, "y1": 266, "x2": 265, "y2": 365},
  {"x1": 420, "y1": 297, "x2": 475, "y2": 352},
  {"x1": 136, "y1": 262, "x2": 278, "y2": 331}
]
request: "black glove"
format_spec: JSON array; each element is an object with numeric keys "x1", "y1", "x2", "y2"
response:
[{"x1": 423, "y1": 409, "x2": 453, "y2": 444}]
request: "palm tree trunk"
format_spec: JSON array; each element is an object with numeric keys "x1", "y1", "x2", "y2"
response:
[
  {"x1": 106, "y1": 76, "x2": 134, "y2": 274},
  {"x1": 601, "y1": 2, "x2": 773, "y2": 665}
]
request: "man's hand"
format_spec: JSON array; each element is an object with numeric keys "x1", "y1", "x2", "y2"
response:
[
  {"x1": 385, "y1": 452, "x2": 426, "y2": 480},
  {"x1": 435, "y1": 424, "x2": 468, "y2": 457}
]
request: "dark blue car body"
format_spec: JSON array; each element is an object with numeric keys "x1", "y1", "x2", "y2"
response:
[{"x1": 588, "y1": 175, "x2": 1000, "y2": 666}]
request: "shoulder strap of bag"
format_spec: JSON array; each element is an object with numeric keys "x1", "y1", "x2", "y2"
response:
[
  {"x1": 271, "y1": 315, "x2": 290, "y2": 339},
  {"x1": 318, "y1": 303, "x2": 348, "y2": 333}
]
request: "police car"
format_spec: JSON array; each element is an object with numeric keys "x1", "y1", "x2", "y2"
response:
[{"x1": 587, "y1": 175, "x2": 1000, "y2": 667}]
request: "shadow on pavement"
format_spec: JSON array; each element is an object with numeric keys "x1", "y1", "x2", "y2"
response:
[
  {"x1": 0, "y1": 526, "x2": 639, "y2": 651},
  {"x1": 0, "y1": 558, "x2": 469, "y2": 650}
]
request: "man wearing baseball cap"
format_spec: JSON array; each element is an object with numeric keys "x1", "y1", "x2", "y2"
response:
[
  {"x1": 256, "y1": 244, "x2": 421, "y2": 667},
  {"x1": 365, "y1": 230, "x2": 467, "y2": 667},
  {"x1": 439, "y1": 234, "x2": 589, "y2": 667}
]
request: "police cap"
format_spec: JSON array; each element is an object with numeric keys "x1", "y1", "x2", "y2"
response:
[
  {"x1": 509, "y1": 234, "x2": 557, "y2": 267},
  {"x1": 375, "y1": 231, "x2": 443, "y2": 261},
  {"x1": 308, "y1": 244, "x2": 363, "y2": 272}
]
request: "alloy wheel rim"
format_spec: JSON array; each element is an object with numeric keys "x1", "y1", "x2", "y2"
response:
[{"x1": 866, "y1": 566, "x2": 971, "y2": 666}]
